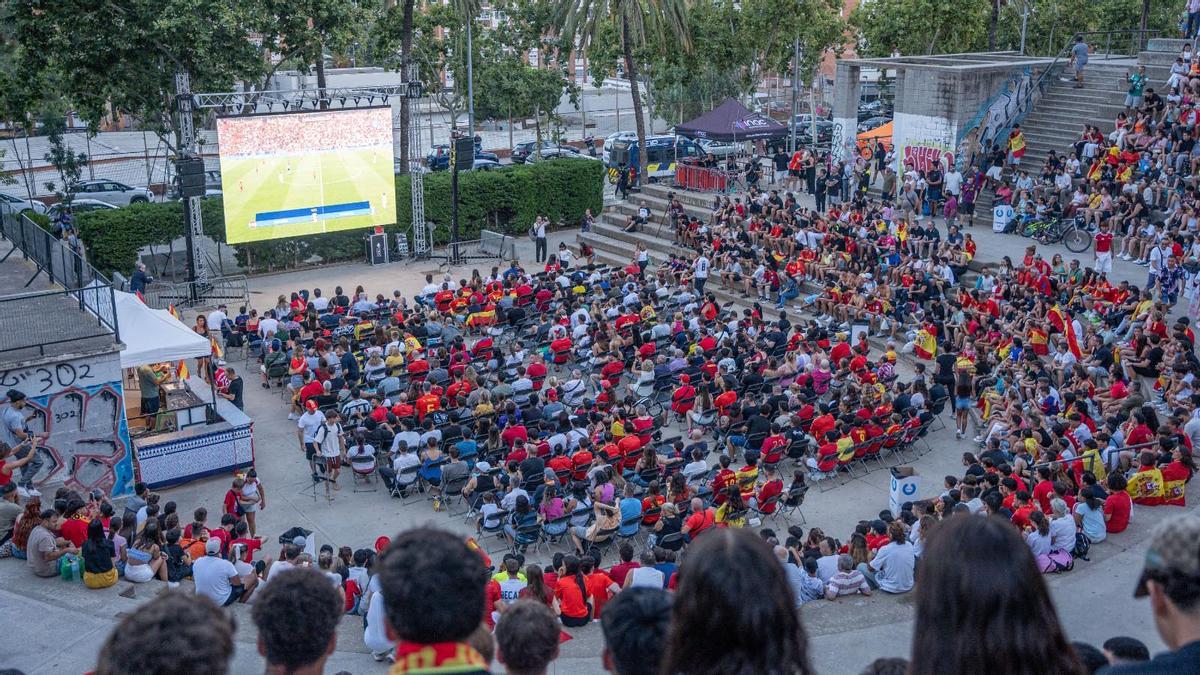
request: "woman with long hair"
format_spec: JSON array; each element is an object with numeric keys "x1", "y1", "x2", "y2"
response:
[
  {"x1": 663, "y1": 527, "x2": 812, "y2": 675},
  {"x1": 520, "y1": 563, "x2": 557, "y2": 612},
  {"x1": 554, "y1": 554, "x2": 592, "y2": 628},
  {"x1": 0, "y1": 496, "x2": 41, "y2": 558},
  {"x1": 81, "y1": 517, "x2": 118, "y2": 589},
  {"x1": 909, "y1": 515, "x2": 1084, "y2": 675}
]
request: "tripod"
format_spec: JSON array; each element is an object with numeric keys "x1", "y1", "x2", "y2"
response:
[{"x1": 297, "y1": 458, "x2": 337, "y2": 503}]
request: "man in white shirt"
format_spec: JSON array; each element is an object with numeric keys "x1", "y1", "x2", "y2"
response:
[
  {"x1": 860, "y1": 522, "x2": 916, "y2": 593},
  {"x1": 693, "y1": 253, "x2": 710, "y2": 294},
  {"x1": 207, "y1": 305, "x2": 229, "y2": 333},
  {"x1": 258, "y1": 312, "x2": 280, "y2": 340},
  {"x1": 309, "y1": 289, "x2": 331, "y2": 312},
  {"x1": 296, "y1": 401, "x2": 326, "y2": 478},
  {"x1": 194, "y1": 538, "x2": 256, "y2": 605},
  {"x1": 313, "y1": 410, "x2": 346, "y2": 499},
  {"x1": 943, "y1": 166, "x2": 963, "y2": 198}
]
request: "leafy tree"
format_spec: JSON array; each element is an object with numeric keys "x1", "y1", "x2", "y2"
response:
[
  {"x1": 852, "y1": 0, "x2": 989, "y2": 56},
  {"x1": 556, "y1": 0, "x2": 691, "y2": 181},
  {"x1": 258, "y1": 0, "x2": 369, "y2": 106},
  {"x1": 17, "y1": 0, "x2": 268, "y2": 153},
  {"x1": 41, "y1": 116, "x2": 88, "y2": 209}
]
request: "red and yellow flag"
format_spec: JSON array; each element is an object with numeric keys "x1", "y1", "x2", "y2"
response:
[{"x1": 1048, "y1": 305, "x2": 1082, "y2": 358}]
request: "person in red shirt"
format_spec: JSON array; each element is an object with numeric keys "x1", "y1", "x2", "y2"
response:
[
  {"x1": 1032, "y1": 466, "x2": 1056, "y2": 514},
  {"x1": 753, "y1": 465, "x2": 784, "y2": 513},
  {"x1": 59, "y1": 499, "x2": 89, "y2": 548},
  {"x1": 414, "y1": 384, "x2": 440, "y2": 421},
  {"x1": 607, "y1": 542, "x2": 641, "y2": 586},
  {"x1": 1009, "y1": 491, "x2": 1036, "y2": 531},
  {"x1": 1102, "y1": 473, "x2": 1132, "y2": 533},
  {"x1": 526, "y1": 359, "x2": 548, "y2": 389},
  {"x1": 681, "y1": 498, "x2": 716, "y2": 540},
  {"x1": 671, "y1": 374, "x2": 696, "y2": 416},
  {"x1": 501, "y1": 423, "x2": 528, "y2": 448},
  {"x1": 760, "y1": 428, "x2": 788, "y2": 465},
  {"x1": 582, "y1": 556, "x2": 620, "y2": 618},
  {"x1": 709, "y1": 455, "x2": 736, "y2": 505},
  {"x1": 549, "y1": 335, "x2": 573, "y2": 365}
]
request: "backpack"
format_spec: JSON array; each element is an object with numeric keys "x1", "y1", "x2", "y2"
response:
[{"x1": 1072, "y1": 532, "x2": 1092, "y2": 560}]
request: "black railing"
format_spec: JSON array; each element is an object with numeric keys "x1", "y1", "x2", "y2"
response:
[{"x1": 0, "y1": 208, "x2": 120, "y2": 354}]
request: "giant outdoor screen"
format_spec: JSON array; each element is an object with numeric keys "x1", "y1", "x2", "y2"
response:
[{"x1": 216, "y1": 107, "x2": 396, "y2": 244}]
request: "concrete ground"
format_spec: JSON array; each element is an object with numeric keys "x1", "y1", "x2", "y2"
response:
[{"x1": 1, "y1": 186, "x2": 1195, "y2": 675}]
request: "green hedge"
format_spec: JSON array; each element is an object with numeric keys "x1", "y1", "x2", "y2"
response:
[{"x1": 76, "y1": 158, "x2": 604, "y2": 275}]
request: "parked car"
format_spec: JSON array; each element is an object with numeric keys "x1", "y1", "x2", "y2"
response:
[
  {"x1": 858, "y1": 116, "x2": 891, "y2": 133},
  {"x1": 511, "y1": 141, "x2": 579, "y2": 164},
  {"x1": 525, "y1": 151, "x2": 598, "y2": 163},
  {"x1": 425, "y1": 145, "x2": 500, "y2": 171},
  {"x1": 858, "y1": 100, "x2": 893, "y2": 120},
  {"x1": 472, "y1": 158, "x2": 502, "y2": 171},
  {"x1": 46, "y1": 198, "x2": 120, "y2": 221},
  {"x1": 68, "y1": 179, "x2": 154, "y2": 206},
  {"x1": 697, "y1": 138, "x2": 741, "y2": 159},
  {"x1": 0, "y1": 192, "x2": 47, "y2": 215}
]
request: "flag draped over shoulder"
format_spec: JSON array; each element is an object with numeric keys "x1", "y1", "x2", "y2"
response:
[
  {"x1": 1048, "y1": 305, "x2": 1082, "y2": 358},
  {"x1": 1127, "y1": 468, "x2": 1164, "y2": 506},
  {"x1": 914, "y1": 326, "x2": 937, "y2": 360}
]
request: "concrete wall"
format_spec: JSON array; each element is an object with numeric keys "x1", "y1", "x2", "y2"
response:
[
  {"x1": 0, "y1": 348, "x2": 135, "y2": 496},
  {"x1": 833, "y1": 56, "x2": 1046, "y2": 176}
]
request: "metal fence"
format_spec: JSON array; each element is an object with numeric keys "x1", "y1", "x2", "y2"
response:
[
  {"x1": 141, "y1": 274, "x2": 250, "y2": 310},
  {"x1": 0, "y1": 208, "x2": 120, "y2": 354}
]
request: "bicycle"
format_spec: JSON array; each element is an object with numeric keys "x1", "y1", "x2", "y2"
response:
[{"x1": 1038, "y1": 216, "x2": 1093, "y2": 253}]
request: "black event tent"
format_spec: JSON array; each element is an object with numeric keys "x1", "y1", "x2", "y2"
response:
[{"x1": 674, "y1": 98, "x2": 788, "y2": 142}]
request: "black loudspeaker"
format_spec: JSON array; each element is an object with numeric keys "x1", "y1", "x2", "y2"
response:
[
  {"x1": 451, "y1": 136, "x2": 475, "y2": 171},
  {"x1": 176, "y1": 157, "x2": 206, "y2": 198}
]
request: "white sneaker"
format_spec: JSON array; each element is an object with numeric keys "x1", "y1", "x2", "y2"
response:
[
  {"x1": 168, "y1": 581, "x2": 180, "y2": 589},
  {"x1": 287, "y1": 413, "x2": 299, "y2": 420},
  {"x1": 973, "y1": 435, "x2": 985, "y2": 443},
  {"x1": 956, "y1": 431, "x2": 963, "y2": 439}
]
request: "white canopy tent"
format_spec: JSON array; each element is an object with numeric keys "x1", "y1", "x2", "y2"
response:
[{"x1": 113, "y1": 290, "x2": 211, "y2": 368}]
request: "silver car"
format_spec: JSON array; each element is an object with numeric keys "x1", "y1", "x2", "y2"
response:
[
  {"x1": 697, "y1": 139, "x2": 741, "y2": 158},
  {"x1": 69, "y1": 179, "x2": 154, "y2": 206},
  {"x1": 0, "y1": 192, "x2": 48, "y2": 215}
]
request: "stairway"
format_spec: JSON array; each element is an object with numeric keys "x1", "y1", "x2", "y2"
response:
[{"x1": 969, "y1": 38, "x2": 1182, "y2": 213}]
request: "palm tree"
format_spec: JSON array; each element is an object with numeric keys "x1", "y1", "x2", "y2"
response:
[{"x1": 556, "y1": 0, "x2": 690, "y2": 184}]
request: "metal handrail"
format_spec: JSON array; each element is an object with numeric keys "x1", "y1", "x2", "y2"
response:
[
  {"x1": 0, "y1": 209, "x2": 120, "y2": 346},
  {"x1": 1030, "y1": 29, "x2": 1162, "y2": 101}
]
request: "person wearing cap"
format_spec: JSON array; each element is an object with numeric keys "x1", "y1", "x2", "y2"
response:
[
  {"x1": 1104, "y1": 513, "x2": 1200, "y2": 673},
  {"x1": 194, "y1": 536, "x2": 257, "y2": 606}
]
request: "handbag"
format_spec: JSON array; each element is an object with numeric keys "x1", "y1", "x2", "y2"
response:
[{"x1": 1036, "y1": 549, "x2": 1074, "y2": 574}]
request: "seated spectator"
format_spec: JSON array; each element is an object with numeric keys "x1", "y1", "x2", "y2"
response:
[
  {"x1": 251, "y1": 567, "x2": 343, "y2": 675},
  {"x1": 663, "y1": 528, "x2": 812, "y2": 674},
  {"x1": 858, "y1": 521, "x2": 915, "y2": 594},
  {"x1": 377, "y1": 527, "x2": 490, "y2": 674},
  {"x1": 601, "y1": 587, "x2": 673, "y2": 675},
  {"x1": 910, "y1": 515, "x2": 1083, "y2": 674},
  {"x1": 495, "y1": 600, "x2": 561, "y2": 675},
  {"x1": 825, "y1": 554, "x2": 872, "y2": 600},
  {"x1": 95, "y1": 591, "x2": 235, "y2": 675}
]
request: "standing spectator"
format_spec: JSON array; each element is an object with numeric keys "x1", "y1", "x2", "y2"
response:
[
  {"x1": 533, "y1": 216, "x2": 548, "y2": 264},
  {"x1": 601, "y1": 587, "x2": 673, "y2": 675},
  {"x1": 1070, "y1": 35, "x2": 1089, "y2": 89},
  {"x1": 663, "y1": 528, "x2": 813, "y2": 675},
  {"x1": 129, "y1": 262, "x2": 151, "y2": 295},
  {"x1": 95, "y1": 592, "x2": 235, "y2": 675},
  {"x1": 910, "y1": 515, "x2": 1083, "y2": 675},
  {"x1": 251, "y1": 567, "x2": 344, "y2": 675},
  {"x1": 1103, "y1": 513, "x2": 1200, "y2": 673},
  {"x1": 495, "y1": 600, "x2": 561, "y2": 675},
  {"x1": 1187, "y1": 0, "x2": 1200, "y2": 39},
  {"x1": 377, "y1": 527, "x2": 490, "y2": 674}
]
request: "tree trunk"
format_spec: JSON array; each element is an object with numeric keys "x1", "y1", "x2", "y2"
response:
[
  {"x1": 508, "y1": 108, "x2": 514, "y2": 149},
  {"x1": 315, "y1": 47, "x2": 329, "y2": 110},
  {"x1": 398, "y1": 0, "x2": 416, "y2": 174},
  {"x1": 1140, "y1": 0, "x2": 1149, "y2": 32},
  {"x1": 535, "y1": 105, "x2": 542, "y2": 160},
  {"x1": 621, "y1": 14, "x2": 647, "y2": 186},
  {"x1": 987, "y1": 0, "x2": 1000, "y2": 51}
]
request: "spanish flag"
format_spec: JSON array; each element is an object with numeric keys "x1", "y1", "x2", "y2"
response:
[
  {"x1": 997, "y1": 338, "x2": 1013, "y2": 361},
  {"x1": 1127, "y1": 468, "x2": 1164, "y2": 506},
  {"x1": 210, "y1": 336, "x2": 223, "y2": 360},
  {"x1": 1048, "y1": 305, "x2": 1083, "y2": 358},
  {"x1": 177, "y1": 359, "x2": 190, "y2": 380},
  {"x1": 167, "y1": 304, "x2": 183, "y2": 322},
  {"x1": 914, "y1": 326, "x2": 937, "y2": 360},
  {"x1": 1029, "y1": 327, "x2": 1049, "y2": 356}
]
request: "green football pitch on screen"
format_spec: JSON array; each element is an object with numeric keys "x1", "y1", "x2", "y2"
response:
[{"x1": 216, "y1": 108, "x2": 397, "y2": 244}]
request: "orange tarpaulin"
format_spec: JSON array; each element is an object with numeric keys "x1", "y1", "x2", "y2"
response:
[{"x1": 858, "y1": 121, "x2": 893, "y2": 142}]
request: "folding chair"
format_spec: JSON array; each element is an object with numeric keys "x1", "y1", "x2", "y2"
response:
[{"x1": 349, "y1": 453, "x2": 378, "y2": 492}]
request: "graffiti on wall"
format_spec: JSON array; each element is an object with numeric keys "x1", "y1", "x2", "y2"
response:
[
  {"x1": 892, "y1": 111, "x2": 956, "y2": 178},
  {"x1": 0, "y1": 354, "x2": 134, "y2": 496},
  {"x1": 955, "y1": 66, "x2": 1036, "y2": 171},
  {"x1": 831, "y1": 117, "x2": 856, "y2": 163}
]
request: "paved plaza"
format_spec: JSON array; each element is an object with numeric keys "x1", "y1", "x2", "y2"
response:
[{"x1": 0, "y1": 184, "x2": 1194, "y2": 674}]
